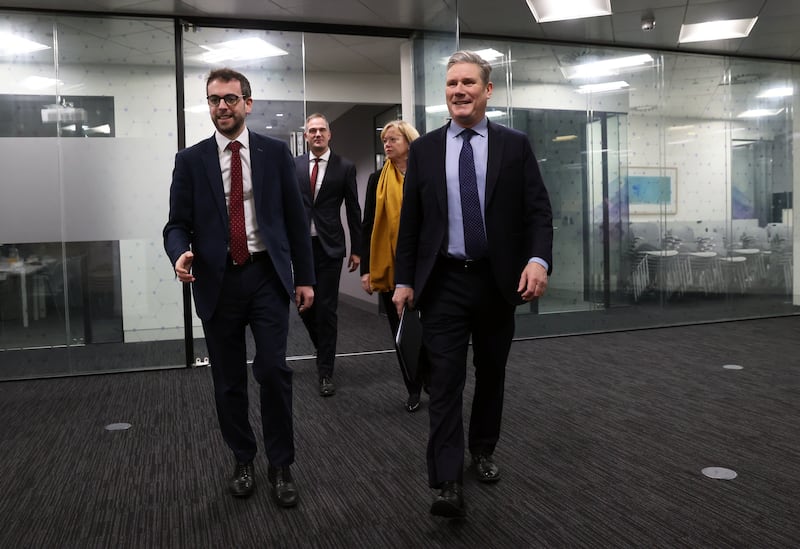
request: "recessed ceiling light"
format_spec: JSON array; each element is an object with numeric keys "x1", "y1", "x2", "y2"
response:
[
  {"x1": 425, "y1": 104, "x2": 449, "y2": 114},
  {"x1": 184, "y1": 104, "x2": 208, "y2": 113},
  {"x1": 198, "y1": 37, "x2": 288, "y2": 64},
  {"x1": 526, "y1": 0, "x2": 612, "y2": 23},
  {"x1": 553, "y1": 135, "x2": 578, "y2": 142},
  {"x1": 22, "y1": 76, "x2": 62, "y2": 90},
  {"x1": 87, "y1": 124, "x2": 111, "y2": 134},
  {"x1": 0, "y1": 31, "x2": 50, "y2": 55},
  {"x1": 576, "y1": 81, "x2": 629, "y2": 94},
  {"x1": 679, "y1": 18, "x2": 758, "y2": 43},
  {"x1": 737, "y1": 108, "x2": 784, "y2": 118},
  {"x1": 474, "y1": 48, "x2": 504, "y2": 62},
  {"x1": 757, "y1": 87, "x2": 793, "y2": 99},
  {"x1": 563, "y1": 54, "x2": 653, "y2": 79}
]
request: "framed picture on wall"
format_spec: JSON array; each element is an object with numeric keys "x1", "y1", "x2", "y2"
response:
[{"x1": 627, "y1": 167, "x2": 677, "y2": 214}]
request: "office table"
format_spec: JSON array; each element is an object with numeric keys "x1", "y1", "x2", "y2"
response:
[{"x1": 0, "y1": 262, "x2": 45, "y2": 328}]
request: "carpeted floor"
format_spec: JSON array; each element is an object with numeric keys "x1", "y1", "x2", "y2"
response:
[{"x1": 0, "y1": 316, "x2": 798, "y2": 548}]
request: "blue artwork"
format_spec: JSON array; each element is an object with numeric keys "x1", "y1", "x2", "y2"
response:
[{"x1": 628, "y1": 175, "x2": 672, "y2": 204}]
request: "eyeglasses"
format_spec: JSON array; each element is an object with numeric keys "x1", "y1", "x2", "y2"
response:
[{"x1": 206, "y1": 94, "x2": 248, "y2": 107}]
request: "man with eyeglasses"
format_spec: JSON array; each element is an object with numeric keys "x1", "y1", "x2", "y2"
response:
[
  {"x1": 294, "y1": 113, "x2": 362, "y2": 397},
  {"x1": 164, "y1": 68, "x2": 315, "y2": 508}
]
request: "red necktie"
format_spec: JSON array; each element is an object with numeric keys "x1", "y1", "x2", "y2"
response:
[
  {"x1": 310, "y1": 157, "x2": 320, "y2": 198},
  {"x1": 227, "y1": 141, "x2": 249, "y2": 265}
]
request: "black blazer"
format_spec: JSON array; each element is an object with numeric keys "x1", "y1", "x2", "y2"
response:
[
  {"x1": 294, "y1": 152, "x2": 362, "y2": 259},
  {"x1": 360, "y1": 169, "x2": 382, "y2": 276},
  {"x1": 164, "y1": 132, "x2": 315, "y2": 321},
  {"x1": 395, "y1": 121, "x2": 553, "y2": 307}
]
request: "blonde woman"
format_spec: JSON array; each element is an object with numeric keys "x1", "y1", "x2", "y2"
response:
[{"x1": 361, "y1": 120, "x2": 424, "y2": 412}]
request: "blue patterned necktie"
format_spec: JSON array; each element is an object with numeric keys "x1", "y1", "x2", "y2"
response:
[{"x1": 459, "y1": 129, "x2": 487, "y2": 259}]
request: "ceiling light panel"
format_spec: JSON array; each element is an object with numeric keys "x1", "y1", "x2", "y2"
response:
[
  {"x1": 679, "y1": 18, "x2": 758, "y2": 44},
  {"x1": 576, "y1": 81, "x2": 629, "y2": 94},
  {"x1": 563, "y1": 54, "x2": 654, "y2": 80},
  {"x1": 526, "y1": 0, "x2": 612, "y2": 23},
  {"x1": 198, "y1": 37, "x2": 288, "y2": 64},
  {"x1": 0, "y1": 31, "x2": 50, "y2": 55}
]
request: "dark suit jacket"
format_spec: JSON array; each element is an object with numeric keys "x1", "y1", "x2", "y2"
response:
[
  {"x1": 395, "y1": 121, "x2": 553, "y2": 307},
  {"x1": 295, "y1": 152, "x2": 362, "y2": 259},
  {"x1": 359, "y1": 169, "x2": 382, "y2": 276},
  {"x1": 164, "y1": 132, "x2": 315, "y2": 321}
]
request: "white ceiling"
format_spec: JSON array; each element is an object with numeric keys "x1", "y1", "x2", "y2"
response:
[
  {"x1": 1, "y1": 0, "x2": 797, "y2": 124},
  {"x1": 3, "y1": 0, "x2": 800, "y2": 60}
]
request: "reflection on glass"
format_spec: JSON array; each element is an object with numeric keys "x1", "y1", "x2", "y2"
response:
[{"x1": 420, "y1": 36, "x2": 797, "y2": 337}]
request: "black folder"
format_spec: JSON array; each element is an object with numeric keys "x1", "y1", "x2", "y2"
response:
[{"x1": 395, "y1": 306, "x2": 422, "y2": 382}]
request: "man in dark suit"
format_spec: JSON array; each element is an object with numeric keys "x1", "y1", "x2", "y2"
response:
[
  {"x1": 294, "y1": 114, "x2": 362, "y2": 397},
  {"x1": 393, "y1": 51, "x2": 553, "y2": 518},
  {"x1": 164, "y1": 68, "x2": 314, "y2": 508}
]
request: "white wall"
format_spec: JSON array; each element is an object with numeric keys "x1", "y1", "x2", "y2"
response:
[{"x1": 1, "y1": 59, "x2": 401, "y2": 342}]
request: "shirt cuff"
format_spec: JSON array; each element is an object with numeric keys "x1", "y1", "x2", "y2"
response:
[{"x1": 528, "y1": 257, "x2": 549, "y2": 272}]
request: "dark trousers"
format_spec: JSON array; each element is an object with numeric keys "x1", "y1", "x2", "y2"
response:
[
  {"x1": 379, "y1": 290, "x2": 424, "y2": 396},
  {"x1": 202, "y1": 256, "x2": 294, "y2": 466},
  {"x1": 299, "y1": 236, "x2": 343, "y2": 379},
  {"x1": 420, "y1": 258, "x2": 515, "y2": 488}
]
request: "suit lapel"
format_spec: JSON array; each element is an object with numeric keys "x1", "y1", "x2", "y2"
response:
[
  {"x1": 250, "y1": 133, "x2": 265, "y2": 211},
  {"x1": 201, "y1": 136, "x2": 227, "y2": 223},
  {"x1": 485, "y1": 121, "x2": 502, "y2": 207},
  {"x1": 434, "y1": 126, "x2": 449, "y2": 214},
  {"x1": 319, "y1": 152, "x2": 337, "y2": 198}
]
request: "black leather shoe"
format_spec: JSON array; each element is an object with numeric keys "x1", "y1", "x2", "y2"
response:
[
  {"x1": 405, "y1": 393, "x2": 421, "y2": 413},
  {"x1": 229, "y1": 462, "x2": 255, "y2": 498},
  {"x1": 319, "y1": 377, "x2": 336, "y2": 397},
  {"x1": 268, "y1": 465, "x2": 298, "y2": 508},
  {"x1": 472, "y1": 453, "x2": 501, "y2": 483},
  {"x1": 430, "y1": 481, "x2": 465, "y2": 518}
]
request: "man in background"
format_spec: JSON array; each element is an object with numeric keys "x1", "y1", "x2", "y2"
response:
[{"x1": 295, "y1": 113, "x2": 362, "y2": 397}]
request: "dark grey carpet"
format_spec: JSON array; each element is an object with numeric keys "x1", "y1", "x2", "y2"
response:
[{"x1": 0, "y1": 317, "x2": 798, "y2": 547}]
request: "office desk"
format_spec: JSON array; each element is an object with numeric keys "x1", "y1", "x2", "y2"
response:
[{"x1": 0, "y1": 262, "x2": 45, "y2": 327}]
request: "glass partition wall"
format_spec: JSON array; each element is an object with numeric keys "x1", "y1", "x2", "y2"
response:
[
  {"x1": 413, "y1": 36, "x2": 798, "y2": 338},
  {"x1": 0, "y1": 12, "x2": 181, "y2": 378},
  {"x1": 1, "y1": 8, "x2": 798, "y2": 380}
]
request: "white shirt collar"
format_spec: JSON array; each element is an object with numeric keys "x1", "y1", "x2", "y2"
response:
[
  {"x1": 214, "y1": 127, "x2": 250, "y2": 152},
  {"x1": 311, "y1": 148, "x2": 331, "y2": 163}
]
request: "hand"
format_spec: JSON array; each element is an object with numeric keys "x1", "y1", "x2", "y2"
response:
[
  {"x1": 517, "y1": 262, "x2": 547, "y2": 301},
  {"x1": 295, "y1": 285, "x2": 314, "y2": 312},
  {"x1": 175, "y1": 251, "x2": 195, "y2": 283},
  {"x1": 392, "y1": 287, "x2": 414, "y2": 317},
  {"x1": 360, "y1": 273, "x2": 373, "y2": 295},
  {"x1": 347, "y1": 254, "x2": 361, "y2": 272}
]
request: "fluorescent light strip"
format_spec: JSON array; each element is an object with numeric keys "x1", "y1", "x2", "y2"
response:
[
  {"x1": 184, "y1": 104, "x2": 209, "y2": 113},
  {"x1": 0, "y1": 31, "x2": 50, "y2": 55},
  {"x1": 757, "y1": 87, "x2": 793, "y2": 99},
  {"x1": 564, "y1": 54, "x2": 653, "y2": 79},
  {"x1": 199, "y1": 37, "x2": 288, "y2": 64},
  {"x1": 679, "y1": 18, "x2": 758, "y2": 43},
  {"x1": 526, "y1": 0, "x2": 611, "y2": 23},
  {"x1": 737, "y1": 108, "x2": 784, "y2": 118},
  {"x1": 425, "y1": 104, "x2": 449, "y2": 114},
  {"x1": 576, "y1": 81, "x2": 629, "y2": 94},
  {"x1": 22, "y1": 76, "x2": 62, "y2": 90}
]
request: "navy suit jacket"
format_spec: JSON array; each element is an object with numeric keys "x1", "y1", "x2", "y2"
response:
[
  {"x1": 395, "y1": 121, "x2": 553, "y2": 307},
  {"x1": 164, "y1": 132, "x2": 315, "y2": 321},
  {"x1": 294, "y1": 152, "x2": 362, "y2": 259}
]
